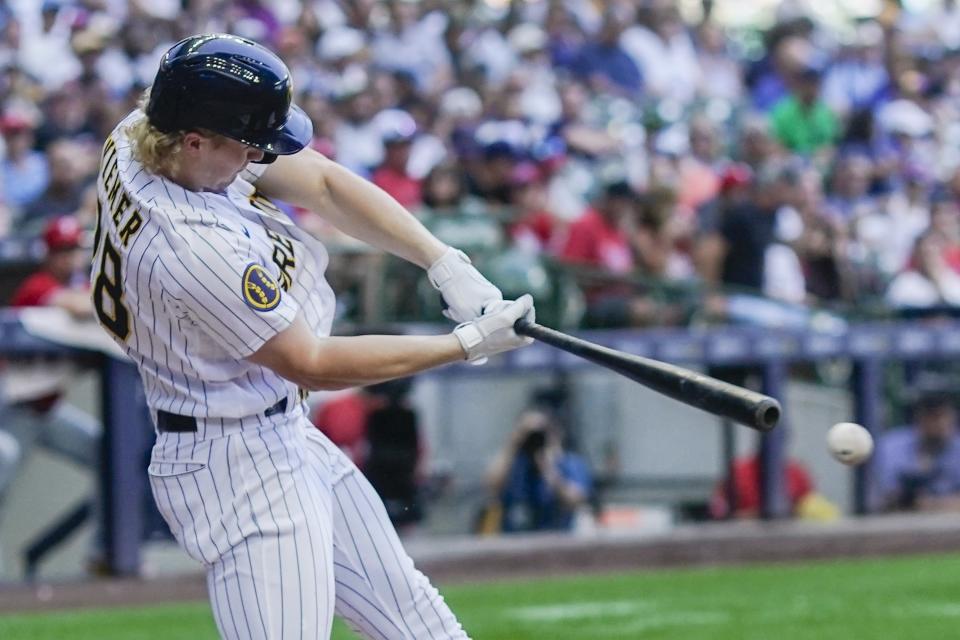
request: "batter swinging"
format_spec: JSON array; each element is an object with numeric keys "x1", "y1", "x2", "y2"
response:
[{"x1": 92, "y1": 33, "x2": 534, "y2": 639}]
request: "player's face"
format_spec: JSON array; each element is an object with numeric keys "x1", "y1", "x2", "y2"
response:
[
  {"x1": 178, "y1": 132, "x2": 265, "y2": 192},
  {"x1": 200, "y1": 136, "x2": 265, "y2": 191}
]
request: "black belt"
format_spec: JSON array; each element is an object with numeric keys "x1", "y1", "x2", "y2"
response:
[{"x1": 157, "y1": 397, "x2": 288, "y2": 433}]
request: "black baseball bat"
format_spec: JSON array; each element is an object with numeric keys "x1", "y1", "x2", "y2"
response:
[{"x1": 514, "y1": 319, "x2": 781, "y2": 431}]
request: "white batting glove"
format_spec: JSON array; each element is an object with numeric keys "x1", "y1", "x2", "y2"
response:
[
  {"x1": 453, "y1": 294, "x2": 535, "y2": 364},
  {"x1": 427, "y1": 247, "x2": 504, "y2": 323}
]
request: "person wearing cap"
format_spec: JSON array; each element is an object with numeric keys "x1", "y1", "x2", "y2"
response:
[
  {"x1": 10, "y1": 215, "x2": 92, "y2": 315},
  {"x1": 1, "y1": 215, "x2": 103, "y2": 571},
  {"x1": 696, "y1": 161, "x2": 806, "y2": 312},
  {"x1": 769, "y1": 51, "x2": 839, "y2": 156},
  {"x1": 330, "y1": 79, "x2": 385, "y2": 175},
  {"x1": 557, "y1": 179, "x2": 649, "y2": 327},
  {"x1": 371, "y1": 109, "x2": 422, "y2": 208},
  {"x1": 872, "y1": 376, "x2": 960, "y2": 512}
]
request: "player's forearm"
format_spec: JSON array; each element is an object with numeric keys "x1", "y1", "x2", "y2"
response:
[
  {"x1": 318, "y1": 160, "x2": 447, "y2": 269},
  {"x1": 290, "y1": 334, "x2": 467, "y2": 391}
]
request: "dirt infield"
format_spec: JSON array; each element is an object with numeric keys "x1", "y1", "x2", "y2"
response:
[{"x1": 3, "y1": 513, "x2": 960, "y2": 613}]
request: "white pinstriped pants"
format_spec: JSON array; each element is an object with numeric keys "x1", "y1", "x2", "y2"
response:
[{"x1": 148, "y1": 412, "x2": 467, "y2": 639}]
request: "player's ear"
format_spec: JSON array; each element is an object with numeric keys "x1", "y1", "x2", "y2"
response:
[{"x1": 181, "y1": 131, "x2": 206, "y2": 154}]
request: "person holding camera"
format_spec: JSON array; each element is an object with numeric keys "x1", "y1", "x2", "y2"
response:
[
  {"x1": 484, "y1": 408, "x2": 592, "y2": 533},
  {"x1": 872, "y1": 375, "x2": 960, "y2": 512}
]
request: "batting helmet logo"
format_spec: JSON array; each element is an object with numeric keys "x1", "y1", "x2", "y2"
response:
[{"x1": 242, "y1": 263, "x2": 281, "y2": 311}]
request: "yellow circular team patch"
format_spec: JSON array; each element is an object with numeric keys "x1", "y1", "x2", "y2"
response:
[{"x1": 242, "y1": 263, "x2": 281, "y2": 311}]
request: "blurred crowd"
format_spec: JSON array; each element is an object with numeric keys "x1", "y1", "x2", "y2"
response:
[{"x1": 1, "y1": 0, "x2": 960, "y2": 326}]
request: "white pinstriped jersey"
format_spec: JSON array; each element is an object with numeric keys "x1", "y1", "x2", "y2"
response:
[{"x1": 92, "y1": 111, "x2": 336, "y2": 421}]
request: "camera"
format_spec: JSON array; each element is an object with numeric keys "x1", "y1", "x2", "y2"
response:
[{"x1": 520, "y1": 429, "x2": 547, "y2": 455}]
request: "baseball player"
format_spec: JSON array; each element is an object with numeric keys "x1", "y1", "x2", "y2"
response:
[{"x1": 92, "y1": 33, "x2": 533, "y2": 639}]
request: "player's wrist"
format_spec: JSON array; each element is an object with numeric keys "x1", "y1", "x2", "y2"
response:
[
  {"x1": 421, "y1": 242, "x2": 451, "y2": 271},
  {"x1": 452, "y1": 321, "x2": 483, "y2": 361}
]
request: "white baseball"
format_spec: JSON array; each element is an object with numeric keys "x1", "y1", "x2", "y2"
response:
[{"x1": 826, "y1": 422, "x2": 874, "y2": 465}]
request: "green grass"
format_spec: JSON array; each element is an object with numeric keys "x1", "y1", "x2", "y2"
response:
[{"x1": 3, "y1": 553, "x2": 960, "y2": 639}]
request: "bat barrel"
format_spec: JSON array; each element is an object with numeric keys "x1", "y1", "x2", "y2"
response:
[
  {"x1": 515, "y1": 320, "x2": 781, "y2": 432},
  {"x1": 755, "y1": 398, "x2": 781, "y2": 432}
]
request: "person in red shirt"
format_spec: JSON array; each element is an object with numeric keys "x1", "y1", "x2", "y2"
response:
[
  {"x1": 709, "y1": 453, "x2": 815, "y2": 519},
  {"x1": 11, "y1": 215, "x2": 93, "y2": 315},
  {"x1": 507, "y1": 162, "x2": 561, "y2": 253},
  {"x1": 371, "y1": 109, "x2": 423, "y2": 209},
  {"x1": 559, "y1": 180, "x2": 636, "y2": 273},
  {"x1": 558, "y1": 180, "x2": 651, "y2": 327},
  {"x1": 2, "y1": 215, "x2": 104, "y2": 572}
]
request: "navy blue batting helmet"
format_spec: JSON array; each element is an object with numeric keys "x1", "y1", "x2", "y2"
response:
[{"x1": 146, "y1": 34, "x2": 312, "y2": 162}]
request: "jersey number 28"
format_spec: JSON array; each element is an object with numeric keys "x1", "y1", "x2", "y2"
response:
[{"x1": 93, "y1": 233, "x2": 131, "y2": 341}]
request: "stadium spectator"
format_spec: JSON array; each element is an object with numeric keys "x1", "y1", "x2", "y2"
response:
[
  {"x1": 710, "y1": 447, "x2": 817, "y2": 519},
  {"x1": 821, "y1": 21, "x2": 890, "y2": 120},
  {"x1": 371, "y1": 0, "x2": 453, "y2": 94},
  {"x1": 417, "y1": 160, "x2": 502, "y2": 253},
  {"x1": 543, "y1": 1, "x2": 587, "y2": 71},
  {"x1": 0, "y1": 112, "x2": 48, "y2": 214},
  {"x1": 18, "y1": 138, "x2": 90, "y2": 235},
  {"x1": 886, "y1": 231, "x2": 960, "y2": 309},
  {"x1": 620, "y1": 1, "x2": 700, "y2": 106},
  {"x1": 872, "y1": 376, "x2": 960, "y2": 512},
  {"x1": 631, "y1": 185, "x2": 694, "y2": 282},
  {"x1": 571, "y1": 8, "x2": 643, "y2": 98},
  {"x1": 312, "y1": 390, "x2": 369, "y2": 467},
  {"x1": 484, "y1": 408, "x2": 592, "y2": 533},
  {"x1": 559, "y1": 179, "x2": 636, "y2": 274},
  {"x1": 735, "y1": 114, "x2": 782, "y2": 170},
  {"x1": 694, "y1": 20, "x2": 743, "y2": 103},
  {"x1": 9, "y1": 215, "x2": 91, "y2": 315},
  {"x1": 701, "y1": 162, "x2": 800, "y2": 295},
  {"x1": 769, "y1": 52, "x2": 839, "y2": 156},
  {"x1": 507, "y1": 161, "x2": 561, "y2": 254},
  {"x1": 557, "y1": 179, "x2": 642, "y2": 326},
  {"x1": 371, "y1": 108, "x2": 422, "y2": 208},
  {"x1": 466, "y1": 137, "x2": 523, "y2": 207},
  {"x1": 330, "y1": 77, "x2": 383, "y2": 176},
  {"x1": 1, "y1": 215, "x2": 103, "y2": 569},
  {"x1": 748, "y1": 26, "x2": 816, "y2": 111},
  {"x1": 34, "y1": 84, "x2": 98, "y2": 150}
]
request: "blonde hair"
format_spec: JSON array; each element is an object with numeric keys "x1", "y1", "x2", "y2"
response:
[{"x1": 125, "y1": 88, "x2": 225, "y2": 176}]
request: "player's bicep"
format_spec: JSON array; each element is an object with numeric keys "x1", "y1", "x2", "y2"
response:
[{"x1": 246, "y1": 312, "x2": 322, "y2": 386}]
